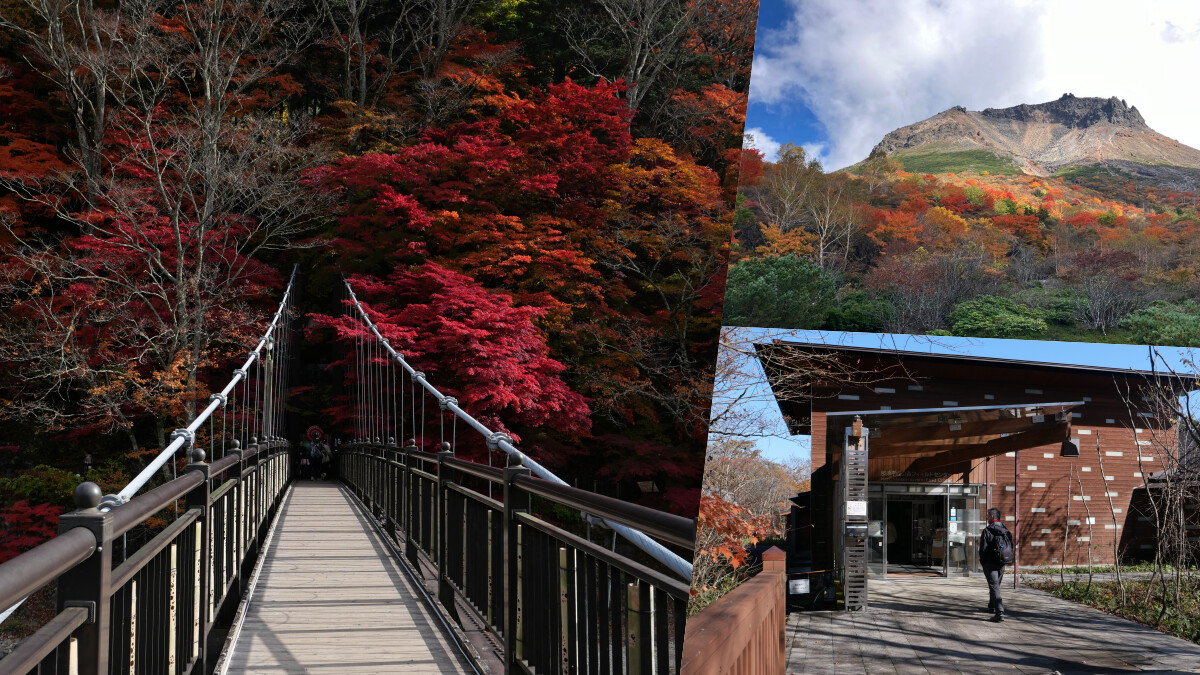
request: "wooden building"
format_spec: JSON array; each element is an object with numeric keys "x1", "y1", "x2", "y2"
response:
[{"x1": 762, "y1": 341, "x2": 1193, "y2": 578}]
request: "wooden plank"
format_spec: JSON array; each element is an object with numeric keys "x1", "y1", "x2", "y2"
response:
[{"x1": 223, "y1": 482, "x2": 472, "y2": 674}]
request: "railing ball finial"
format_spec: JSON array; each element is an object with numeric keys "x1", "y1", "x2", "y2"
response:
[
  {"x1": 440, "y1": 441, "x2": 452, "y2": 454},
  {"x1": 74, "y1": 482, "x2": 103, "y2": 510},
  {"x1": 231, "y1": 439, "x2": 241, "y2": 450},
  {"x1": 189, "y1": 448, "x2": 206, "y2": 464},
  {"x1": 373, "y1": 436, "x2": 380, "y2": 444},
  {"x1": 250, "y1": 436, "x2": 257, "y2": 445}
]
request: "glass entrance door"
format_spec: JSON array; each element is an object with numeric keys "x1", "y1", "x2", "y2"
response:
[
  {"x1": 869, "y1": 483, "x2": 983, "y2": 577},
  {"x1": 946, "y1": 495, "x2": 979, "y2": 576},
  {"x1": 868, "y1": 498, "x2": 885, "y2": 575}
]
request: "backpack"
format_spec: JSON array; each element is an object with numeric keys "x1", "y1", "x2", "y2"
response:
[
  {"x1": 990, "y1": 528, "x2": 1014, "y2": 565},
  {"x1": 310, "y1": 444, "x2": 323, "y2": 460}
]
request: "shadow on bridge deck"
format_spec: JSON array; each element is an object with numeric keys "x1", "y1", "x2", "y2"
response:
[{"x1": 218, "y1": 481, "x2": 475, "y2": 674}]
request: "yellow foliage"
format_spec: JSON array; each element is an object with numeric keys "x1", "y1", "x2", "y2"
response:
[{"x1": 755, "y1": 222, "x2": 814, "y2": 258}]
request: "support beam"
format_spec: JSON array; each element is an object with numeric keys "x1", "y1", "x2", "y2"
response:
[
  {"x1": 905, "y1": 422, "x2": 1070, "y2": 473},
  {"x1": 872, "y1": 416, "x2": 1059, "y2": 448},
  {"x1": 867, "y1": 419, "x2": 1066, "y2": 461}
]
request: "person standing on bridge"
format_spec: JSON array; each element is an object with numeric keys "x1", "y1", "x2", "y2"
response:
[
  {"x1": 299, "y1": 438, "x2": 313, "y2": 480},
  {"x1": 978, "y1": 507, "x2": 1014, "y2": 622},
  {"x1": 318, "y1": 437, "x2": 332, "y2": 479}
]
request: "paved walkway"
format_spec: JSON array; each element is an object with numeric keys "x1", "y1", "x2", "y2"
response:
[
  {"x1": 788, "y1": 576, "x2": 1200, "y2": 674},
  {"x1": 222, "y1": 482, "x2": 474, "y2": 674}
]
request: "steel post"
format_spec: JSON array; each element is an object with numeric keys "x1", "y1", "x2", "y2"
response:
[
  {"x1": 503, "y1": 462, "x2": 531, "y2": 674},
  {"x1": 55, "y1": 483, "x2": 114, "y2": 675}
]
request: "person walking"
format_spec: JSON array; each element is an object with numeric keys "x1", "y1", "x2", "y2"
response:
[
  {"x1": 299, "y1": 439, "x2": 312, "y2": 480},
  {"x1": 318, "y1": 438, "x2": 333, "y2": 480},
  {"x1": 978, "y1": 507, "x2": 1014, "y2": 622}
]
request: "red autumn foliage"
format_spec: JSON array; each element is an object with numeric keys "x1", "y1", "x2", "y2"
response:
[
  {"x1": 0, "y1": 501, "x2": 62, "y2": 563},
  {"x1": 991, "y1": 214, "x2": 1044, "y2": 244},
  {"x1": 310, "y1": 263, "x2": 591, "y2": 466}
]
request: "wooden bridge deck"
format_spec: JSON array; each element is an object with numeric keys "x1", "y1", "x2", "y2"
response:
[{"x1": 221, "y1": 481, "x2": 474, "y2": 674}]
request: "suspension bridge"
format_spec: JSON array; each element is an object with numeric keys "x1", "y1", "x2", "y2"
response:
[{"x1": 0, "y1": 268, "x2": 696, "y2": 675}]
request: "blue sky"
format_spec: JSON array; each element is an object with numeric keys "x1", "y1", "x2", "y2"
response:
[
  {"x1": 744, "y1": 0, "x2": 1200, "y2": 170},
  {"x1": 742, "y1": 0, "x2": 825, "y2": 165},
  {"x1": 726, "y1": 329, "x2": 1198, "y2": 465}
]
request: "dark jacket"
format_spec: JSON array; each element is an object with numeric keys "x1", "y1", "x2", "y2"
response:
[{"x1": 978, "y1": 521, "x2": 1011, "y2": 566}]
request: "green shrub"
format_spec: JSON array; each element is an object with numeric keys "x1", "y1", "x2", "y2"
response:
[
  {"x1": 965, "y1": 185, "x2": 987, "y2": 205},
  {"x1": 1121, "y1": 301, "x2": 1200, "y2": 347},
  {"x1": 993, "y1": 198, "x2": 1017, "y2": 215},
  {"x1": 0, "y1": 465, "x2": 80, "y2": 508},
  {"x1": 825, "y1": 290, "x2": 888, "y2": 333},
  {"x1": 949, "y1": 296, "x2": 1048, "y2": 338},
  {"x1": 723, "y1": 256, "x2": 835, "y2": 328}
]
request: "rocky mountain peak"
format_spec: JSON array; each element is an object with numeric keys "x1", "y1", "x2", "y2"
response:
[
  {"x1": 863, "y1": 94, "x2": 1200, "y2": 188},
  {"x1": 979, "y1": 94, "x2": 1147, "y2": 129}
]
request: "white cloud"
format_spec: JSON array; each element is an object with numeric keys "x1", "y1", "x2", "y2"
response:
[
  {"x1": 743, "y1": 126, "x2": 782, "y2": 161},
  {"x1": 801, "y1": 142, "x2": 828, "y2": 165},
  {"x1": 753, "y1": 0, "x2": 1200, "y2": 170},
  {"x1": 1037, "y1": 2, "x2": 1200, "y2": 151}
]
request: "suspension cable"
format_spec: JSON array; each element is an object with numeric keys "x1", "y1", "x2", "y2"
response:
[
  {"x1": 340, "y1": 276, "x2": 693, "y2": 580},
  {"x1": 102, "y1": 265, "x2": 299, "y2": 508}
]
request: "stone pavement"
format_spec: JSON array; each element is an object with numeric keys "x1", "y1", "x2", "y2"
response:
[{"x1": 787, "y1": 576, "x2": 1200, "y2": 674}]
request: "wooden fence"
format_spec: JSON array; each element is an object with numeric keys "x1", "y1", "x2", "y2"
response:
[{"x1": 680, "y1": 546, "x2": 787, "y2": 674}]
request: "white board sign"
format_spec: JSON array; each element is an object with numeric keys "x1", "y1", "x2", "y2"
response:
[
  {"x1": 789, "y1": 579, "x2": 810, "y2": 595},
  {"x1": 846, "y1": 500, "x2": 868, "y2": 517}
]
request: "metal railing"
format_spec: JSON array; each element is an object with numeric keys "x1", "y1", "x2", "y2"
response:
[
  {"x1": 340, "y1": 277, "x2": 694, "y2": 581},
  {"x1": 339, "y1": 441, "x2": 695, "y2": 674},
  {"x1": 0, "y1": 439, "x2": 293, "y2": 675},
  {"x1": 0, "y1": 266, "x2": 299, "y2": 628},
  {"x1": 106, "y1": 265, "x2": 299, "y2": 508}
]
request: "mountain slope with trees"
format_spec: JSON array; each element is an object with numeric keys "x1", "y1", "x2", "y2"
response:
[{"x1": 730, "y1": 135, "x2": 1200, "y2": 345}]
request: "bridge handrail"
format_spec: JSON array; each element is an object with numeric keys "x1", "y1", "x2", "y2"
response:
[
  {"x1": 435, "y1": 455, "x2": 695, "y2": 549},
  {"x1": 110, "y1": 471, "x2": 205, "y2": 536},
  {"x1": 511, "y1": 474, "x2": 696, "y2": 550},
  {"x1": 0, "y1": 527, "x2": 95, "y2": 613},
  {"x1": 106, "y1": 265, "x2": 299, "y2": 507},
  {"x1": 0, "y1": 440, "x2": 294, "y2": 675},
  {"x1": 0, "y1": 444, "x2": 239, "y2": 614},
  {"x1": 338, "y1": 443, "x2": 691, "y2": 672},
  {"x1": 342, "y1": 277, "x2": 695, "y2": 580},
  {"x1": 0, "y1": 606, "x2": 90, "y2": 674},
  {"x1": 440, "y1": 455, "x2": 504, "y2": 483}
]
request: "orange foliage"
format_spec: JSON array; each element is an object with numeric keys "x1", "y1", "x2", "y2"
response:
[{"x1": 755, "y1": 222, "x2": 814, "y2": 258}]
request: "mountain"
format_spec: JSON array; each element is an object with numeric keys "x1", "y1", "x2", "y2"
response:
[{"x1": 866, "y1": 94, "x2": 1200, "y2": 188}]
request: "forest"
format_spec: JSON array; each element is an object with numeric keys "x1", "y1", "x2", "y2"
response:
[
  {"x1": 727, "y1": 144, "x2": 1200, "y2": 346},
  {"x1": 0, "y1": 0, "x2": 758, "y2": 566}
]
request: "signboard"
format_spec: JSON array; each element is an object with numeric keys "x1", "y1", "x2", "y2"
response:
[
  {"x1": 846, "y1": 500, "x2": 867, "y2": 517},
  {"x1": 789, "y1": 579, "x2": 810, "y2": 595}
]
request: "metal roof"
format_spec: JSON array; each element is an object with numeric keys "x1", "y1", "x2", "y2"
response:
[{"x1": 762, "y1": 340, "x2": 1198, "y2": 381}]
